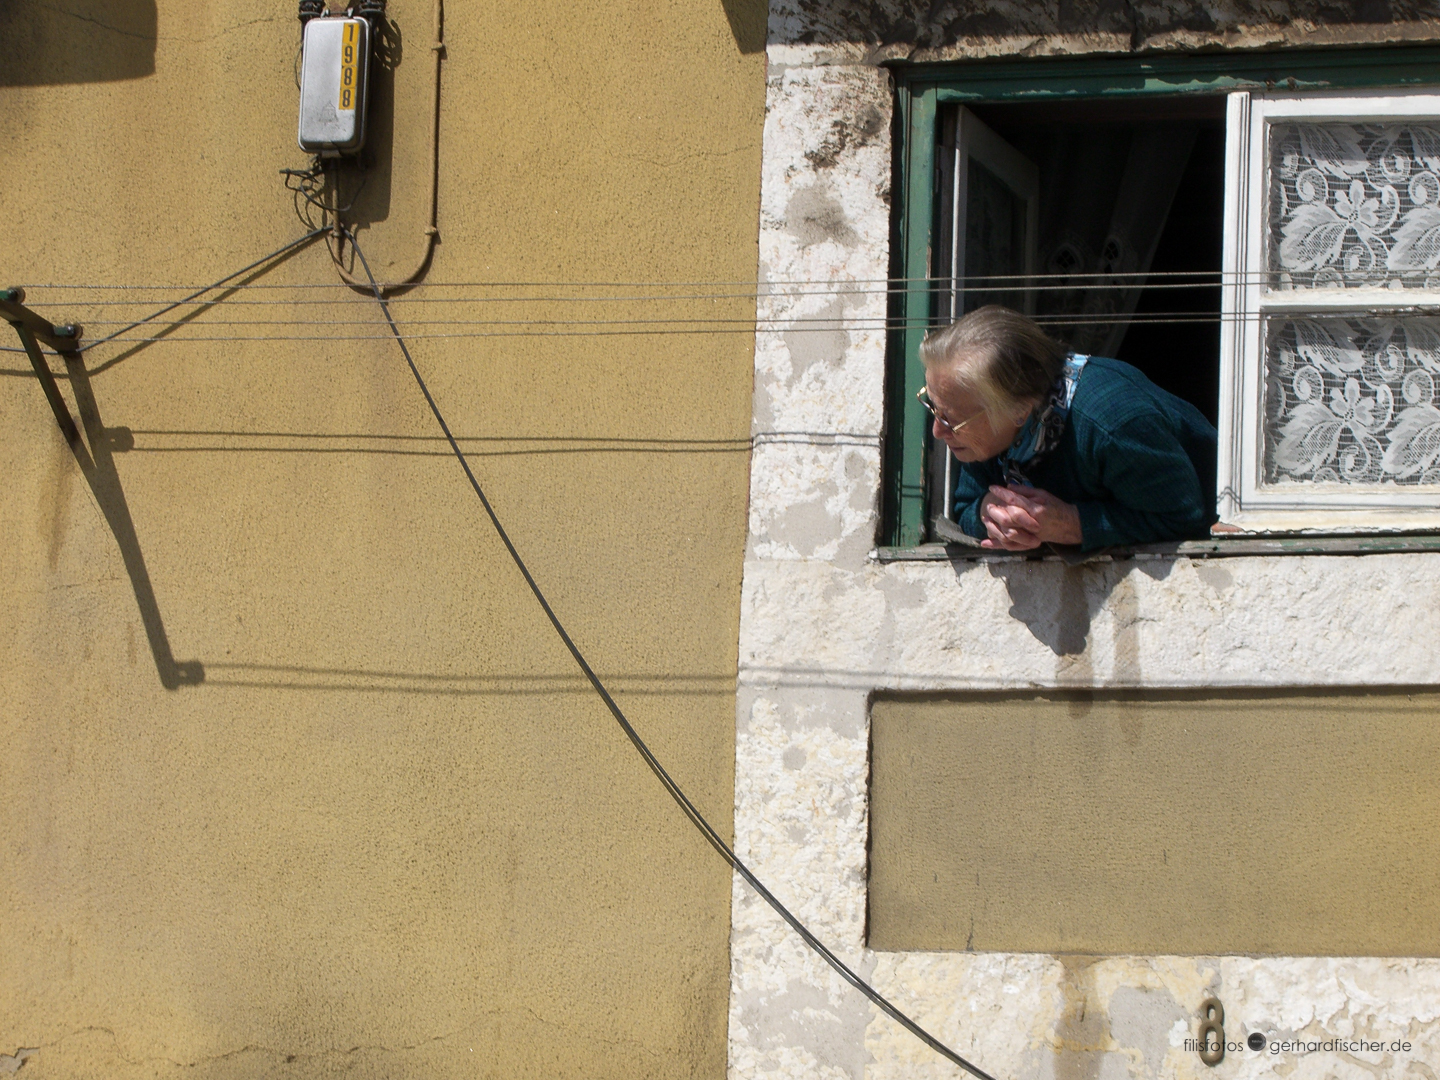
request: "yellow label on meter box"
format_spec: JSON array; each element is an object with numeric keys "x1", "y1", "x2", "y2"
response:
[{"x1": 338, "y1": 20, "x2": 359, "y2": 111}]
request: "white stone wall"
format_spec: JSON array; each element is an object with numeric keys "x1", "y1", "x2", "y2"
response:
[{"x1": 731, "y1": 20, "x2": 1440, "y2": 1080}]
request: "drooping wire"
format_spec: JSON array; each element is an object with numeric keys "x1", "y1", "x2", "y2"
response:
[
  {"x1": 324, "y1": 0, "x2": 443, "y2": 297},
  {"x1": 341, "y1": 226, "x2": 1002, "y2": 1080},
  {"x1": 48, "y1": 229, "x2": 328, "y2": 356},
  {"x1": 0, "y1": 231, "x2": 335, "y2": 358}
]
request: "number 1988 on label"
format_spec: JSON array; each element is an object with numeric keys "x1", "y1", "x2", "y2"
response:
[{"x1": 338, "y1": 21, "x2": 359, "y2": 111}]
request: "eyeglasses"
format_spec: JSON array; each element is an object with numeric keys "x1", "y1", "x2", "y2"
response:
[{"x1": 917, "y1": 387, "x2": 985, "y2": 434}]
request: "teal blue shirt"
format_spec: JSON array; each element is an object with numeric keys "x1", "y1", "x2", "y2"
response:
[{"x1": 954, "y1": 357, "x2": 1218, "y2": 550}]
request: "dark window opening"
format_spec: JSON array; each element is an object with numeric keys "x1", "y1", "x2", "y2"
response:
[
  {"x1": 941, "y1": 96, "x2": 1226, "y2": 426},
  {"x1": 1114, "y1": 125, "x2": 1225, "y2": 428}
]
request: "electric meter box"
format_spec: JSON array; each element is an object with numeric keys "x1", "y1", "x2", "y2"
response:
[{"x1": 298, "y1": 16, "x2": 370, "y2": 154}]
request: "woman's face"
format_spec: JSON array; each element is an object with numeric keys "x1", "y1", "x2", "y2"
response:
[{"x1": 924, "y1": 366, "x2": 1031, "y2": 463}]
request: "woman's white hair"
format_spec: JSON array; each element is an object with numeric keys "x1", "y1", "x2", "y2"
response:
[{"x1": 920, "y1": 305, "x2": 1068, "y2": 424}]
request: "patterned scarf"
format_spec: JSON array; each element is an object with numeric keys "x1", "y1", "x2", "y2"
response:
[{"x1": 998, "y1": 354, "x2": 1089, "y2": 486}]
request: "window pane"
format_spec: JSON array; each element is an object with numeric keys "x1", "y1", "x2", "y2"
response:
[
  {"x1": 1264, "y1": 316, "x2": 1440, "y2": 484},
  {"x1": 962, "y1": 159, "x2": 1027, "y2": 314},
  {"x1": 1269, "y1": 121, "x2": 1440, "y2": 291}
]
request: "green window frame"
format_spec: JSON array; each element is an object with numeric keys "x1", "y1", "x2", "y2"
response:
[{"x1": 883, "y1": 45, "x2": 1440, "y2": 548}]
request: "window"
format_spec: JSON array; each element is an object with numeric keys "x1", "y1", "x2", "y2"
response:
[
  {"x1": 884, "y1": 47, "x2": 1440, "y2": 547},
  {"x1": 1221, "y1": 89, "x2": 1440, "y2": 531},
  {"x1": 927, "y1": 97, "x2": 1225, "y2": 528}
]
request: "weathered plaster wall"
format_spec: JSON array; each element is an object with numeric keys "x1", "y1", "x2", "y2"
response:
[
  {"x1": 0, "y1": 2, "x2": 765, "y2": 1077},
  {"x1": 732, "y1": 4, "x2": 1440, "y2": 1078},
  {"x1": 768, "y1": 0, "x2": 1440, "y2": 61}
]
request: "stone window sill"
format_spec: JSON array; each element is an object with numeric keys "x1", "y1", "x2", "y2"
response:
[{"x1": 873, "y1": 534, "x2": 1440, "y2": 564}]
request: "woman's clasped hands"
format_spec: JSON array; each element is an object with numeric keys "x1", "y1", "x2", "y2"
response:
[{"x1": 978, "y1": 483, "x2": 1083, "y2": 550}]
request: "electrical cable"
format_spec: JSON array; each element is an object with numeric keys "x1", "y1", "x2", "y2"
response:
[
  {"x1": 283, "y1": 160, "x2": 367, "y2": 217},
  {"x1": 68, "y1": 229, "x2": 329, "y2": 355},
  {"x1": 0, "y1": 233, "x2": 330, "y2": 357},
  {"x1": 342, "y1": 226, "x2": 1002, "y2": 1080},
  {"x1": 327, "y1": 0, "x2": 443, "y2": 296}
]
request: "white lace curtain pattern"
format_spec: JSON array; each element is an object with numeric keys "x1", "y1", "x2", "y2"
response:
[
  {"x1": 1266, "y1": 318, "x2": 1440, "y2": 485},
  {"x1": 1272, "y1": 122, "x2": 1440, "y2": 289},
  {"x1": 1265, "y1": 122, "x2": 1440, "y2": 488}
]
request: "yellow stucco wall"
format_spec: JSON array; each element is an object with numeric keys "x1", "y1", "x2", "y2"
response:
[{"x1": 1, "y1": 2, "x2": 766, "y2": 1076}]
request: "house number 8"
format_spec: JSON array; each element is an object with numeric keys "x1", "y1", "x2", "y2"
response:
[{"x1": 1198, "y1": 997, "x2": 1224, "y2": 1066}]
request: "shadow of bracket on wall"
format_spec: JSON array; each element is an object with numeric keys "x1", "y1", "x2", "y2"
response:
[
  {"x1": 2, "y1": 287, "x2": 204, "y2": 690},
  {"x1": 2, "y1": 286, "x2": 84, "y2": 443}
]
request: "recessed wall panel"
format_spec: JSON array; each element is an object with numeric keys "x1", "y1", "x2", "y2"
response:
[{"x1": 869, "y1": 690, "x2": 1440, "y2": 955}]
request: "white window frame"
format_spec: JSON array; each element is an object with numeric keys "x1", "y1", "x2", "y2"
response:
[
  {"x1": 947, "y1": 107, "x2": 1040, "y2": 323},
  {"x1": 1219, "y1": 89, "x2": 1440, "y2": 533}
]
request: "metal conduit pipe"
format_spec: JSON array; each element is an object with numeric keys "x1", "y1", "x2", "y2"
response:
[{"x1": 331, "y1": 0, "x2": 442, "y2": 297}]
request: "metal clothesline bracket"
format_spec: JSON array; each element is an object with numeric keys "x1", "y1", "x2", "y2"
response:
[{"x1": 2, "y1": 286, "x2": 84, "y2": 445}]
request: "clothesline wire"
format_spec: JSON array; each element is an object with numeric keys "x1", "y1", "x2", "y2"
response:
[
  {"x1": 0, "y1": 314, "x2": 1390, "y2": 357},
  {"x1": 8, "y1": 235, "x2": 1416, "y2": 367},
  {"x1": 55, "y1": 310, "x2": 1261, "y2": 329},
  {"x1": 19, "y1": 278, "x2": 1234, "y2": 307},
  {"x1": 0, "y1": 315, "x2": 1296, "y2": 353},
  {"x1": 0, "y1": 314, "x2": 1356, "y2": 355},
  {"x1": 15, "y1": 268, "x2": 1359, "y2": 290}
]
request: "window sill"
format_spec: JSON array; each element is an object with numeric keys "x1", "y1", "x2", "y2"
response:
[{"x1": 872, "y1": 534, "x2": 1440, "y2": 564}]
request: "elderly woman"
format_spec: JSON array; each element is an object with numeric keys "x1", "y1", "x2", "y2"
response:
[{"x1": 921, "y1": 305, "x2": 1217, "y2": 551}]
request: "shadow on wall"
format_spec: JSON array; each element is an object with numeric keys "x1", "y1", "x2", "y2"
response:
[
  {"x1": 201, "y1": 661, "x2": 734, "y2": 696},
  {"x1": 720, "y1": 0, "x2": 767, "y2": 54},
  {"x1": 974, "y1": 558, "x2": 1174, "y2": 658},
  {"x1": 750, "y1": 0, "x2": 1421, "y2": 49},
  {"x1": 59, "y1": 352, "x2": 204, "y2": 689},
  {"x1": 0, "y1": 1, "x2": 157, "y2": 86},
  {"x1": 330, "y1": 15, "x2": 402, "y2": 230}
]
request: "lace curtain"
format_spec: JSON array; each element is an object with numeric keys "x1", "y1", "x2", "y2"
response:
[
  {"x1": 1265, "y1": 318, "x2": 1440, "y2": 485},
  {"x1": 1271, "y1": 122, "x2": 1440, "y2": 290},
  {"x1": 1264, "y1": 123, "x2": 1440, "y2": 488}
]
